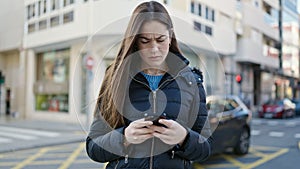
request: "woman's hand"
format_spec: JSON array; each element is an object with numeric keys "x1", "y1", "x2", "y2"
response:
[
  {"x1": 149, "y1": 119, "x2": 188, "y2": 145},
  {"x1": 124, "y1": 118, "x2": 154, "y2": 145}
]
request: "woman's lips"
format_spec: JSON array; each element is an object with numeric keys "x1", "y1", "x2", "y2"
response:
[{"x1": 149, "y1": 56, "x2": 161, "y2": 60}]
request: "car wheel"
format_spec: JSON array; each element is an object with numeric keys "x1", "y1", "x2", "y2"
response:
[{"x1": 234, "y1": 128, "x2": 250, "y2": 155}]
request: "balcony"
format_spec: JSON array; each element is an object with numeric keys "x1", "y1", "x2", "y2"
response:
[
  {"x1": 263, "y1": 44, "x2": 279, "y2": 58},
  {"x1": 243, "y1": 2, "x2": 279, "y2": 41}
]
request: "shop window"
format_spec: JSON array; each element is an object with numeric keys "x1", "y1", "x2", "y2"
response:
[
  {"x1": 63, "y1": 11, "x2": 74, "y2": 24},
  {"x1": 36, "y1": 94, "x2": 68, "y2": 112},
  {"x1": 37, "y1": 49, "x2": 69, "y2": 83},
  {"x1": 35, "y1": 49, "x2": 70, "y2": 113}
]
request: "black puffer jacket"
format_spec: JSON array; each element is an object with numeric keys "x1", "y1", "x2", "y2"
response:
[{"x1": 86, "y1": 53, "x2": 212, "y2": 169}]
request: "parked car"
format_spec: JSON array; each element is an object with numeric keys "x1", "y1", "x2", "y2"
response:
[
  {"x1": 291, "y1": 99, "x2": 300, "y2": 116},
  {"x1": 258, "y1": 98, "x2": 296, "y2": 119},
  {"x1": 206, "y1": 95, "x2": 252, "y2": 155}
]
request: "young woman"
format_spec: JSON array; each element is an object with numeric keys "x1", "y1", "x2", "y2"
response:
[{"x1": 86, "y1": 1, "x2": 212, "y2": 169}]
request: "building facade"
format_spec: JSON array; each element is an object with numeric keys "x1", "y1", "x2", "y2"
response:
[
  {"x1": 235, "y1": 0, "x2": 299, "y2": 107},
  {"x1": 0, "y1": 0, "x2": 25, "y2": 117}
]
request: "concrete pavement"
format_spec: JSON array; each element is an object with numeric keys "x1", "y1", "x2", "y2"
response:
[{"x1": 0, "y1": 116, "x2": 88, "y2": 153}]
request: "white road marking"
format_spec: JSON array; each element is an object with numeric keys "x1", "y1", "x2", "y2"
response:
[
  {"x1": 285, "y1": 122, "x2": 297, "y2": 127},
  {"x1": 251, "y1": 130, "x2": 261, "y2": 136},
  {"x1": 294, "y1": 133, "x2": 300, "y2": 139},
  {"x1": 0, "y1": 126, "x2": 60, "y2": 137},
  {"x1": 0, "y1": 131, "x2": 37, "y2": 140},
  {"x1": 269, "y1": 132, "x2": 284, "y2": 137},
  {"x1": 0, "y1": 137, "x2": 12, "y2": 143},
  {"x1": 252, "y1": 119, "x2": 262, "y2": 125},
  {"x1": 267, "y1": 121, "x2": 278, "y2": 126}
]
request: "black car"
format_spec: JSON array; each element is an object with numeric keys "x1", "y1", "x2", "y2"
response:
[{"x1": 206, "y1": 95, "x2": 252, "y2": 155}]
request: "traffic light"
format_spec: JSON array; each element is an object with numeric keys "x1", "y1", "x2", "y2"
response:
[
  {"x1": 0, "y1": 71, "x2": 5, "y2": 85},
  {"x1": 235, "y1": 74, "x2": 242, "y2": 84}
]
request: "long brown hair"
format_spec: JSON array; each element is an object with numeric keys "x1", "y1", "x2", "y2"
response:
[{"x1": 94, "y1": 1, "x2": 183, "y2": 128}]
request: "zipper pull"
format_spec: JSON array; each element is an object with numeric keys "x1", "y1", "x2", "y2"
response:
[
  {"x1": 125, "y1": 154, "x2": 128, "y2": 164},
  {"x1": 153, "y1": 90, "x2": 157, "y2": 114},
  {"x1": 171, "y1": 150, "x2": 175, "y2": 159}
]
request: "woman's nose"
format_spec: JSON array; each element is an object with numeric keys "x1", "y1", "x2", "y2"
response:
[{"x1": 151, "y1": 45, "x2": 159, "y2": 53}]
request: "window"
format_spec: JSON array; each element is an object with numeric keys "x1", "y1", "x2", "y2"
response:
[
  {"x1": 27, "y1": 4, "x2": 35, "y2": 20},
  {"x1": 163, "y1": 0, "x2": 169, "y2": 5},
  {"x1": 64, "y1": 0, "x2": 75, "y2": 7},
  {"x1": 37, "y1": 1, "x2": 41, "y2": 16},
  {"x1": 63, "y1": 11, "x2": 74, "y2": 23},
  {"x1": 37, "y1": 49, "x2": 70, "y2": 83},
  {"x1": 43, "y1": 0, "x2": 47, "y2": 13},
  {"x1": 50, "y1": 16, "x2": 59, "y2": 27},
  {"x1": 28, "y1": 23, "x2": 36, "y2": 33},
  {"x1": 205, "y1": 6, "x2": 215, "y2": 22},
  {"x1": 35, "y1": 49, "x2": 70, "y2": 113},
  {"x1": 51, "y1": 0, "x2": 60, "y2": 11},
  {"x1": 190, "y1": 1, "x2": 195, "y2": 13},
  {"x1": 198, "y1": 3, "x2": 202, "y2": 16},
  {"x1": 205, "y1": 25, "x2": 213, "y2": 35},
  {"x1": 36, "y1": 94, "x2": 68, "y2": 112},
  {"x1": 39, "y1": 20, "x2": 47, "y2": 30},
  {"x1": 194, "y1": 21, "x2": 202, "y2": 31}
]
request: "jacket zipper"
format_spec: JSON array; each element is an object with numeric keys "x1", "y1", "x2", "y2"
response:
[
  {"x1": 153, "y1": 90, "x2": 157, "y2": 114},
  {"x1": 130, "y1": 69, "x2": 186, "y2": 169},
  {"x1": 114, "y1": 160, "x2": 119, "y2": 169}
]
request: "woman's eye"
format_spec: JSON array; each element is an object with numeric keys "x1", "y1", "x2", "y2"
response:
[
  {"x1": 157, "y1": 39, "x2": 165, "y2": 43},
  {"x1": 140, "y1": 39, "x2": 149, "y2": 44}
]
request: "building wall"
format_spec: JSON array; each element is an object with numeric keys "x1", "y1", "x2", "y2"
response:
[{"x1": 0, "y1": 0, "x2": 24, "y2": 51}]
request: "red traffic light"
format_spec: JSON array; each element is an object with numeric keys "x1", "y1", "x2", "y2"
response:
[{"x1": 235, "y1": 74, "x2": 242, "y2": 84}]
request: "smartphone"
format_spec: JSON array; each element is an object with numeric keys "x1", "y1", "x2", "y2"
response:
[{"x1": 145, "y1": 115, "x2": 167, "y2": 127}]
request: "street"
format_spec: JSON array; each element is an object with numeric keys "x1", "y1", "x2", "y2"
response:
[
  {"x1": 193, "y1": 116, "x2": 300, "y2": 169},
  {"x1": 0, "y1": 117, "x2": 299, "y2": 169}
]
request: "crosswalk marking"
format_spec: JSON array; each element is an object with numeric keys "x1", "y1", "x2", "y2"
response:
[
  {"x1": 285, "y1": 122, "x2": 297, "y2": 127},
  {"x1": 0, "y1": 126, "x2": 61, "y2": 143},
  {"x1": 294, "y1": 133, "x2": 300, "y2": 139},
  {"x1": 0, "y1": 126, "x2": 60, "y2": 137},
  {"x1": 269, "y1": 132, "x2": 284, "y2": 137},
  {"x1": 251, "y1": 130, "x2": 260, "y2": 136},
  {"x1": 0, "y1": 131, "x2": 37, "y2": 140},
  {"x1": 0, "y1": 137, "x2": 12, "y2": 143},
  {"x1": 267, "y1": 121, "x2": 278, "y2": 126}
]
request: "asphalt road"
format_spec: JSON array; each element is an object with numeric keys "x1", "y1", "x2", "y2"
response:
[{"x1": 0, "y1": 117, "x2": 299, "y2": 169}]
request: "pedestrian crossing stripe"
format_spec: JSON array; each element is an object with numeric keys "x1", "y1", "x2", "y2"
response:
[
  {"x1": 0, "y1": 126, "x2": 60, "y2": 142},
  {"x1": 0, "y1": 126, "x2": 60, "y2": 137}
]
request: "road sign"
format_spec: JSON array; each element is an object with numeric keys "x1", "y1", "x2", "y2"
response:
[{"x1": 85, "y1": 56, "x2": 94, "y2": 70}]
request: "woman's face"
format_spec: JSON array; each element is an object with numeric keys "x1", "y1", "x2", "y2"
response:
[{"x1": 137, "y1": 20, "x2": 170, "y2": 70}]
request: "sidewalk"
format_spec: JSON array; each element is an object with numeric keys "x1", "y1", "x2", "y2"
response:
[{"x1": 0, "y1": 116, "x2": 88, "y2": 153}]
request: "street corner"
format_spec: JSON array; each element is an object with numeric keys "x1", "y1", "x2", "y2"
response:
[{"x1": 193, "y1": 146, "x2": 289, "y2": 169}]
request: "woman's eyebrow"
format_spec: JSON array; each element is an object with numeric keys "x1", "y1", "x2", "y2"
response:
[{"x1": 139, "y1": 35, "x2": 167, "y2": 40}]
